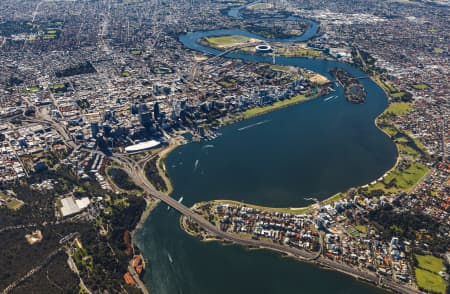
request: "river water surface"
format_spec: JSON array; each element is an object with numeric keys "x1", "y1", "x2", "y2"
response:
[{"x1": 135, "y1": 4, "x2": 397, "y2": 293}]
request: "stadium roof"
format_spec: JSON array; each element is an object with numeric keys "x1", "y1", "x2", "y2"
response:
[{"x1": 124, "y1": 140, "x2": 160, "y2": 153}]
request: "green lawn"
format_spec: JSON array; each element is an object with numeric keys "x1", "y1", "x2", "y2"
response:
[
  {"x1": 386, "y1": 162, "x2": 429, "y2": 190},
  {"x1": 322, "y1": 192, "x2": 343, "y2": 205},
  {"x1": 378, "y1": 116, "x2": 428, "y2": 158},
  {"x1": 22, "y1": 85, "x2": 40, "y2": 93},
  {"x1": 241, "y1": 94, "x2": 309, "y2": 119},
  {"x1": 409, "y1": 135, "x2": 428, "y2": 155},
  {"x1": 380, "y1": 123, "x2": 399, "y2": 137},
  {"x1": 1, "y1": 191, "x2": 24, "y2": 210},
  {"x1": 247, "y1": 2, "x2": 272, "y2": 10},
  {"x1": 49, "y1": 83, "x2": 65, "y2": 90},
  {"x1": 397, "y1": 143, "x2": 420, "y2": 158},
  {"x1": 385, "y1": 102, "x2": 412, "y2": 116},
  {"x1": 212, "y1": 199, "x2": 311, "y2": 214},
  {"x1": 415, "y1": 254, "x2": 446, "y2": 273},
  {"x1": 113, "y1": 197, "x2": 129, "y2": 208},
  {"x1": 204, "y1": 35, "x2": 255, "y2": 48},
  {"x1": 412, "y1": 83, "x2": 429, "y2": 90},
  {"x1": 6, "y1": 198, "x2": 24, "y2": 210},
  {"x1": 415, "y1": 268, "x2": 447, "y2": 294},
  {"x1": 270, "y1": 65, "x2": 292, "y2": 72},
  {"x1": 278, "y1": 47, "x2": 322, "y2": 58},
  {"x1": 372, "y1": 75, "x2": 413, "y2": 102},
  {"x1": 369, "y1": 162, "x2": 429, "y2": 193},
  {"x1": 346, "y1": 227, "x2": 360, "y2": 237},
  {"x1": 354, "y1": 225, "x2": 368, "y2": 234},
  {"x1": 373, "y1": 75, "x2": 399, "y2": 94},
  {"x1": 390, "y1": 91, "x2": 406, "y2": 99}
]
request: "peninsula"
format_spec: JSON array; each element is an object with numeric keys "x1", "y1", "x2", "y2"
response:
[{"x1": 0, "y1": 0, "x2": 448, "y2": 293}]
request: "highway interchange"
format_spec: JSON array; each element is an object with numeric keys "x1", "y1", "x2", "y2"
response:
[
  {"x1": 28, "y1": 106, "x2": 422, "y2": 294},
  {"x1": 112, "y1": 151, "x2": 422, "y2": 294}
]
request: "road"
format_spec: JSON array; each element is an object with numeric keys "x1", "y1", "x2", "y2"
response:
[
  {"x1": 204, "y1": 41, "x2": 266, "y2": 63},
  {"x1": 39, "y1": 116, "x2": 422, "y2": 294},
  {"x1": 110, "y1": 154, "x2": 421, "y2": 294},
  {"x1": 2, "y1": 233, "x2": 79, "y2": 294},
  {"x1": 128, "y1": 262, "x2": 149, "y2": 294}
]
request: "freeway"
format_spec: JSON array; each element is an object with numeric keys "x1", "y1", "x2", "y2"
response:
[
  {"x1": 110, "y1": 154, "x2": 318, "y2": 262},
  {"x1": 111, "y1": 153, "x2": 421, "y2": 294},
  {"x1": 43, "y1": 115, "x2": 421, "y2": 294},
  {"x1": 203, "y1": 41, "x2": 266, "y2": 63}
]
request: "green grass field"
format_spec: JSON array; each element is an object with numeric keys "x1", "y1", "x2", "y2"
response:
[
  {"x1": 372, "y1": 75, "x2": 413, "y2": 102},
  {"x1": 247, "y1": 2, "x2": 272, "y2": 10},
  {"x1": 373, "y1": 75, "x2": 399, "y2": 94},
  {"x1": 397, "y1": 143, "x2": 420, "y2": 158},
  {"x1": 415, "y1": 254, "x2": 446, "y2": 273},
  {"x1": 240, "y1": 94, "x2": 308, "y2": 119},
  {"x1": 415, "y1": 268, "x2": 447, "y2": 294},
  {"x1": 405, "y1": 137, "x2": 426, "y2": 156},
  {"x1": 321, "y1": 192, "x2": 343, "y2": 205},
  {"x1": 49, "y1": 83, "x2": 65, "y2": 90},
  {"x1": 412, "y1": 83, "x2": 429, "y2": 90},
  {"x1": 354, "y1": 225, "x2": 368, "y2": 234},
  {"x1": 369, "y1": 162, "x2": 429, "y2": 193},
  {"x1": 278, "y1": 47, "x2": 322, "y2": 58},
  {"x1": 6, "y1": 198, "x2": 24, "y2": 210},
  {"x1": 377, "y1": 113, "x2": 428, "y2": 158},
  {"x1": 385, "y1": 102, "x2": 412, "y2": 116},
  {"x1": 390, "y1": 91, "x2": 406, "y2": 99},
  {"x1": 204, "y1": 35, "x2": 254, "y2": 48},
  {"x1": 1, "y1": 191, "x2": 24, "y2": 210},
  {"x1": 211, "y1": 199, "x2": 311, "y2": 214},
  {"x1": 270, "y1": 65, "x2": 292, "y2": 72},
  {"x1": 22, "y1": 85, "x2": 40, "y2": 93},
  {"x1": 121, "y1": 70, "x2": 131, "y2": 77}
]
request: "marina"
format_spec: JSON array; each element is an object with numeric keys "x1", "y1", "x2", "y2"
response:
[{"x1": 135, "y1": 2, "x2": 396, "y2": 294}]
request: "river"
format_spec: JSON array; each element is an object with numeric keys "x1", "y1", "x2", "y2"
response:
[{"x1": 134, "y1": 3, "x2": 397, "y2": 294}]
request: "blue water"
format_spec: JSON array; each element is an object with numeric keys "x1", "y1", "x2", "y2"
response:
[{"x1": 135, "y1": 3, "x2": 396, "y2": 293}]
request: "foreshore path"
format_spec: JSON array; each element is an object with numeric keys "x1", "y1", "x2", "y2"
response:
[{"x1": 109, "y1": 151, "x2": 423, "y2": 294}]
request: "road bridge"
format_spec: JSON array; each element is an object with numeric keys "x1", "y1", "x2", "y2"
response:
[
  {"x1": 203, "y1": 41, "x2": 266, "y2": 63},
  {"x1": 109, "y1": 153, "x2": 422, "y2": 294},
  {"x1": 41, "y1": 115, "x2": 421, "y2": 294}
]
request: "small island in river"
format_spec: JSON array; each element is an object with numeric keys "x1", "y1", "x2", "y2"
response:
[{"x1": 329, "y1": 68, "x2": 366, "y2": 104}]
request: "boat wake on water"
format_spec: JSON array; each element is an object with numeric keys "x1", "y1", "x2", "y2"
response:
[
  {"x1": 202, "y1": 144, "x2": 215, "y2": 149},
  {"x1": 193, "y1": 159, "x2": 199, "y2": 172},
  {"x1": 323, "y1": 95, "x2": 339, "y2": 102},
  {"x1": 237, "y1": 119, "x2": 271, "y2": 131}
]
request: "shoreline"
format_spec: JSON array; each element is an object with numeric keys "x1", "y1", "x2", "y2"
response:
[
  {"x1": 128, "y1": 140, "x2": 183, "y2": 293},
  {"x1": 129, "y1": 197, "x2": 160, "y2": 294},
  {"x1": 130, "y1": 139, "x2": 183, "y2": 240},
  {"x1": 132, "y1": 75, "x2": 406, "y2": 294},
  {"x1": 221, "y1": 91, "x2": 328, "y2": 126},
  {"x1": 128, "y1": 36, "x2": 422, "y2": 294},
  {"x1": 178, "y1": 211, "x2": 421, "y2": 294},
  {"x1": 178, "y1": 195, "x2": 422, "y2": 294},
  {"x1": 168, "y1": 74, "x2": 424, "y2": 294}
]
